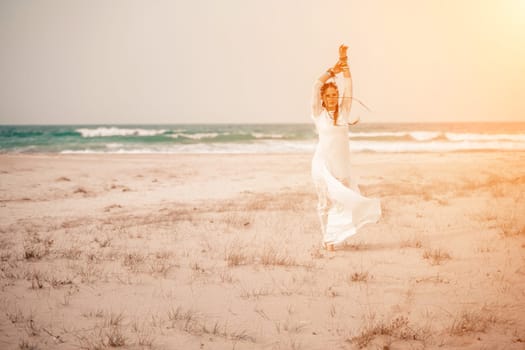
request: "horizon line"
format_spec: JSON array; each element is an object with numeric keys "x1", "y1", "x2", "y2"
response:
[{"x1": 1, "y1": 121, "x2": 525, "y2": 126}]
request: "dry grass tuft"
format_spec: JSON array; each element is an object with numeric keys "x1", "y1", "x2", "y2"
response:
[
  {"x1": 343, "y1": 241, "x2": 366, "y2": 251},
  {"x1": 260, "y1": 246, "x2": 297, "y2": 267},
  {"x1": 94, "y1": 236, "x2": 112, "y2": 248},
  {"x1": 6, "y1": 306, "x2": 26, "y2": 324},
  {"x1": 73, "y1": 187, "x2": 89, "y2": 194},
  {"x1": 400, "y1": 237, "x2": 423, "y2": 249},
  {"x1": 69, "y1": 261, "x2": 102, "y2": 284},
  {"x1": 274, "y1": 319, "x2": 308, "y2": 335},
  {"x1": 219, "y1": 269, "x2": 235, "y2": 283},
  {"x1": 23, "y1": 234, "x2": 53, "y2": 260},
  {"x1": 499, "y1": 221, "x2": 525, "y2": 238},
  {"x1": 225, "y1": 243, "x2": 250, "y2": 267},
  {"x1": 60, "y1": 246, "x2": 83, "y2": 260},
  {"x1": 222, "y1": 211, "x2": 254, "y2": 230},
  {"x1": 310, "y1": 246, "x2": 324, "y2": 259},
  {"x1": 18, "y1": 339, "x2": 39, "y2": 350},
  {"x1": 167, "y1": 306, "x2": 255, "y2": 342},
  {"x1": 76, "y1": 313, "x2": 127, "y2": 349},
  {"x1": 348, "y1": 315, "x2": 422, "y2": 349},
  {"x1": 148, "y1": 260, "x2": 175, "y2": 277},
  {"x1": 131, "y1": 320, "x2": 155, "y2": 347},
  {"x1": 422, "y1": 248, "x2": 451, "y2": 265},
  {"x1": 449, "y1": 308, "x2": 497, "y2": 335},
  {"x1": 240, "y1": 286, "x2": 272, "y2": 299},
  {"x1": 122, "y1": 252, "x2": 145, "y2": 272},
  {"x1": 24, "y1": 269, "x2": 44, "y2": 289},
  {"x1": 415, "y1": 273, "x2": 449, "y2": 284},
  {"x1": 106, "y1": 325, "x2": 126, "y2": 346},
  {"x1": 348, "y1": 271, "x2": 371, "y2": 283}
]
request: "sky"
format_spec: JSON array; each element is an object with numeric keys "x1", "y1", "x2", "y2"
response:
[{"x1": 0, "y1": 0, "x2": 524, "y2": 125}]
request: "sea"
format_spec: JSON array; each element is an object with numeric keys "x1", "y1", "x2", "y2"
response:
[{"x1": 1, "y1": 123, "x2": 525, "y2": 154}]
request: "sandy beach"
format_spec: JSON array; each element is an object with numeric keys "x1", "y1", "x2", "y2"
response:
[{"x1": 1, "y1": 151, "x2": 524, "y2": 349}]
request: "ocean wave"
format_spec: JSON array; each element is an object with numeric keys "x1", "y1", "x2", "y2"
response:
[
  {"x1": 169, "y1": 131, "x2": 289, "y2": 141},
  {"x1": 445, "y1": 132, "x2": 525, "y2": 142},
  {"x1": 105, "y1": 143, "x2": 124, "y2": 149},
  {"x1": 60, "y1": 141, "x2": 316, "y2": 154},
  {"x1": 349, "y1": 131, "x2": 407, "y2": 138},
  {"x1": 409, "y1": 131, "x2": 442, "y2": 141},
  {"x1": 350, "y1": 140, "x2": 525, "y2": 152},
  {"x1": 349, "y1": 131, "x2": 442, "y2": 141},
  {"x1": 170, "y1": 132, "x2": 221, "y2": 140},
  {"x1": 252, "y1": 132, "x2": 285, "y2": 139},
  {"x1": 58, "y1": 139, "x2": 525, "y2": 154},
  {"x1": 76, "y1": 127, "x2": 168, "y2": 137}
]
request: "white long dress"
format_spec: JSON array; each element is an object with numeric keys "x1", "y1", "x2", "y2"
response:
[{"x1": 311, "y1": 77, "x2": 381, "y2": 246}]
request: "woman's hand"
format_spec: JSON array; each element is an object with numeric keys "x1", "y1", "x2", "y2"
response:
[
  {"x1": 339, "y1": 44, "x2": 348, "y2": 60},
  {"x1": 331, "y1": 45, "x2": 349, "y2": 74}
]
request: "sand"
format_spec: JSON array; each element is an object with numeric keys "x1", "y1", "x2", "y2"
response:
[{"x1": 0, "y1": 152, "x2": 524, "y2": 350}]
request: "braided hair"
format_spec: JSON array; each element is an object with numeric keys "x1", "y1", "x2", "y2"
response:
[{"x1": 320, "y1": 82, "x2": 339, "y2": 126}]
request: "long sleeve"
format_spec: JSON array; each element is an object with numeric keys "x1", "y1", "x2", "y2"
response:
[
  {"x1": 311, "y1": 79, "x2": 323, "y2": 119},
  {"x1": 340, "y1": 77, "x2": 355, "y2": 124}
]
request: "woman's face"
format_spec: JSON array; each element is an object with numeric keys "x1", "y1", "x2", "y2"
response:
[{"x1": 322, "y1": 87, "x2": 338, "y2": 110}]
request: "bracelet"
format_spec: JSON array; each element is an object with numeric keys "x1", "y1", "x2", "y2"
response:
[
  {"x1": 327, "y1": 68, "x2": 335, "y2": 78},
  {"x1": 339, "y1": 56, "x2": 348, "y2": 61}
]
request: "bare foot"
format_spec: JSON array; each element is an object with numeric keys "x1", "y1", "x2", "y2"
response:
[{"x1": 325, "y1": 243, "x2": 335, "y2": 251}]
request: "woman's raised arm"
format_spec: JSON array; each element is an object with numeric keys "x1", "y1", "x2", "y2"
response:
[
  {"x1": 340, "y1": 68, "x2": 354, "y2": 122},
  {"x1": 338, "y1": 45, "x2": 358, "y2": 125}
]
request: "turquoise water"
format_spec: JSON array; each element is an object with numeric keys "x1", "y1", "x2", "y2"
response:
[{"x1": 1, "y1": 123, "x2": 525, "y2": 153}]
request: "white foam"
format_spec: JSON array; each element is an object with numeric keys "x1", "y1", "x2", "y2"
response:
[
  {"x1": 409, "y1": 131, "x2": 441, "y2": 141},
  {"x1": 170, "y1": 132, "x2": 220, "y2": 140},
  {"x1": 349, "y1": 131, "x2": 407, "y2": 138},
  {"x1": 105, "y1": 143, "x2": 124, "y2": 149},
  {"x1": 349, "y1": 131, "x2": 442, "y2": 141},
  {"x1": 76, "y1": 127, "x2": 167, "y2": 137},
  {"x1": 60, "y1": 141, "x2": 316, "y2": 154},
  {"x1": 59, "y1": 139, "x2": 525, "y2": 154},
  {"x1": 350, "y1": 140, "x2": 525, "y2": 152},
  {"x1": 252, "y1": 132, "x2": 285, "y2": 139}
]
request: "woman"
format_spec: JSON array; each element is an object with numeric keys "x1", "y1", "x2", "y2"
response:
[{"x1": 311, "y1": 44, "x2": 381, "y2": 251}]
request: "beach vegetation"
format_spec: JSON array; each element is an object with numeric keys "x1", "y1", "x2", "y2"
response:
[
  {"x1": 166, "y1": 305, "x2": 255, "y2": 342},
  {"x1": 131, "y1": 320, "x2": 155, "y2": 347},
  {"x1": 218, "y1": 269, "x2": 235, "y2": 283},
  {"x1": 449, "y1": 308, "x2": 497, "y2": 335},
  {"x1": 27, "y1": 269, "x2": 44, "y2": 289},
  {"x1": 23, "y1": 234, "x2": 53, "y2": 261},
  {"x1": 348, "y1": 315, "x2": 425, "y2": 349},
  {"x1": 6, "y1": 306, "x2": 25, "y2": 324},
  {"x1": 348, "y1": 271, "x2": 371, "y2": 283},
  {"x1": 73, "y1": 187, "x2": 89, "y2": 195},
  {"x1": 18, "y1": 340, "x2": 39, "y2": 350},
  {"x1": 240, "y1": 286, "x2": 272, "y2": 299},
  {"x1": 148, "y1": 258, "x2": 175, "y2": 277},
  {"x1": 121, "y1": 252, "x2": 145, "y2": 272},
  {"x1": 422, "y1": 248, "x2": 451, "y2": 265},
  {"x1": 225, "y1": 242, "x2": 250, "y2": 267},
  {"x1": 93, "y1": 236, "x2": 112, "y2": 248},
  {"x1": 400, "y1": 236, "x2": 423, "y2": 248},
  {"x1": 75, "y1": 313, "x2": 127, "y2": 349},
  {"x1": 60, "y1": 245, "x2": 83, "y2": 260},
  {"x1": 68, "y1": 261, "x2": 102, "y2": 284},
  {"x1": 260, "y1": 245, "x2": 296, "y2": 266}
]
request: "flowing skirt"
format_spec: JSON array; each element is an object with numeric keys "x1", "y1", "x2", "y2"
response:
[{"x1": 311, "y1": 136, "x2": 381, "y2": 245}]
